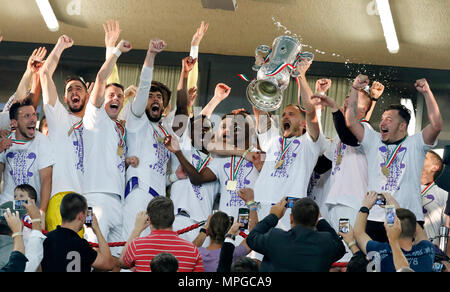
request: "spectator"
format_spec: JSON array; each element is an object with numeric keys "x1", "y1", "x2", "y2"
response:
[
  {"x1": 338, "y1": 224, "x2": 369, "y2": 272},
  {"x1": 41, "y1": 193, "x2": 114, "y2": 272},
  {"x1": 246, "y1": 197, "x2": 346, "y2": 272},
  {"x1": 38, "y1": 116, "x2": 48, "y2": 136},
  {"x1": 120, "y1": 196, "x2": 204, "y2": 272},
  {"x1": 150, "y1": 252, "x2": 179, "y2": 272},
  {"x1": 194, "y1": 211, "x2": 250, "y2": 272},
  {"x1": 231, "y1": 257, "x2": 259, "y2": 272},
  {"x1": 0, "y1": 209, "x2": 27, "y2": 272},
  {"x1": 385, "y1": 216, "x2": 412, "y2": 272},
  {"x1": 353, "y1": 191, "x2": 435, "y2": 272}
]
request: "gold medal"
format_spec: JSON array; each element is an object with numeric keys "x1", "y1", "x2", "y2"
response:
[
  {"x1": 117, "y1": 145, "x2": 124, "y2": 157},
  {"x1": 67, "y1": 126, "x2": 74, "y2": 137},
  {"x1": 157, "y1": 137, "x2": 165, "y2": 143},
  {"x1": 275, "y1": 159, "x2": 284, "y2": 169},
  {"x1": 226, "y1": 180, "x2": 237, "y2": 191},
  {"x1": 336, "y1": 154, "x2": 342, "y2": 165},
  {"x1": 382, "y1": 166, "x2": 390, "y2": 178}
]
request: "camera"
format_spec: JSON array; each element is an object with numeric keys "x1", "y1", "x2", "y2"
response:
[
  {"x1": 285, "y1": 196, "x2": 299, "y2": 208},
  {"x1": 14, "y1": 200, "x2": 28, "y2": 210},
  {"x1": 385, "y1": 205, "x2": 396, "y2": 226},
  {"x1": 339, "y1": 218, "x2": 350, "y2": 233},
  {"x1": 375, "y1": 194, "x2": 386, "y2": 205},
  {"x1": 85, "y1": 207, "x2": 93, "y2": 227},
  {"x1": 238, "y1": 208, "x2": 249, "y2": 230}
]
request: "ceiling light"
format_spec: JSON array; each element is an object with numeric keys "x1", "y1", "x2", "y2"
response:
[
  {"x1": 375, "y1": 0, "x2": 399, "y2": 54},
  {"x1": 35, "y1": 0, "x2": 59, "y2": 32}
]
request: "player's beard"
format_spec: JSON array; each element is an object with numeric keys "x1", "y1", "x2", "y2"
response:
[{"x1": 146, "y1": 108, "x2": 162, "y2": 123}]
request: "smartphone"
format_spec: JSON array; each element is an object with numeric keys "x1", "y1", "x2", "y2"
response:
[
  {"x1": 385, "y1": 205, "x2": 396, "y2": 226},
  {"x1": 14, "y1": 200, "x2": 28, "y2": 210},
  {"x1": 285, "y1": 196, "x2": 299, "y2": 208},
  {"x1": 85, "y1": 207, "x2": 93, "y2": 227},
  {"x1": 375, "y1": 194, "x2": 386, "y2": 206},
  {"x1": 0, "y1": 209, "x2": 7, "y2": 225},
  {"x1": 432, "y1": 262, "x2": 445, "y2": 272},
  {"x1": 238, "y1": 208, "x2": 249, "y2": 230},
  {"x1": 339, "y1": 218, "x2": 350, "y2": 233}
]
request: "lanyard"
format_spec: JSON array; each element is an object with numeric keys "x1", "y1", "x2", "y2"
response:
[
  {"x1": 195, "y1": 149, "x2": 211, "y2": 172},
  {"x1": 421, "y1": 182, "x2": 435, "y2": 198},
  {"x1": 384, "y1": 137, "x2": 407, "y2": 169},
  {"x1": 115, "y1": 121, "x2": 127, "y2": 148}
]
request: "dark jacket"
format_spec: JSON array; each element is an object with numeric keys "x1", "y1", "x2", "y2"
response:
[{"x1": 246, "y1": 214, "x2": 346, "y2": 272}]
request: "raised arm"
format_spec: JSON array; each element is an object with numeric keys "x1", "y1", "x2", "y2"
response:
[
  {"x1": 90, "y1": 40, "x2": 132, "y2": 108},
  {"x1": 200, "y1": 83, "x2": 231, "y2": 118},
  {"x1": 415, "y1": 79, "x2": 442, "y2": 145},
  {"x1": 15, "y1": 47, "x2": 47, "y2": 104},
  {"x1": 297, "y1": 61, "x2": 319, "y2": 141},
  {"x1": 353, "y1": 191, "x2": 377, "y2": 255},
  {"x1": 130, "y1": 39, "x2": 165, "y2": 117},
  {"x1": 38, "y1": 166, "x2": 52, "y2": 215},
  {"x1": 345, "y1": 74, "x2": 370, "y2": 143},
  {"x1": 365, "y1": 81, "x2": 384, "y2": 121},
  {"x1": 103, "y1": 19, "x2": 121, "y2": 84},
  {"x1": 40, "y1": 35, "x2": 73, "y2": 107}
]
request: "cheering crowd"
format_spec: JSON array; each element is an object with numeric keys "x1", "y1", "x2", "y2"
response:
[{"x1": 0, "y1": 20, "x2": 449, "y2": 273}]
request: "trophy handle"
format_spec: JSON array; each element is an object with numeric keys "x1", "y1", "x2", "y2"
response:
[
  {"x1": 291, "y1": 51, "x2": 315, "y2": 77},
  {"x1": 252, "y1": 45, "x2": 271, "y2": 71}
]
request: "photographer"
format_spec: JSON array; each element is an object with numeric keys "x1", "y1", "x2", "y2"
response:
[
  {"x1": 41, "y1": 193, "x2": 114, "y2": 272},
  {"x1": 246, "y1": 197, "x2": 345, "y2": 272},
  {"x1": 354, "y1": 191, "x2": 434, "y2": 272}
]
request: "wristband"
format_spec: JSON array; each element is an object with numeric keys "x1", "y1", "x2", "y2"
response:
[
  {"x1": 11, "y1": 232, "x2": 23, "y2": 239},
  {"x1": 347, "y1": 241, "x2": 357, "y2": 249},
  {"x1": 31, "y1": 219, "x2": 41, "y2": 223},
  {"x1": 112, "y1": 47, "x2": 122, "y2": 58},
  {"x1": 359, "y1": 206, "x2": 370, "y2": 214},
  {"x1": 225, "y1": 233, "x2": 236, "y2": 241}
]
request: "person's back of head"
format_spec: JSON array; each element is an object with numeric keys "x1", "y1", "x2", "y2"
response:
[
  {"x1": 231, "y1": 257, "x2": 259, "y2": 272},
  {"x1": 150, "y1": 252, "x2": 179, "y2": 272},
  {"x1": 147, "y1": 196, "x2": 175, "y2": 230},
  {"x1": 291, "y1": 198, "x2": 319, "y2": 228},
  {"x1": 208, "y1": 211, "x2": 231, "y2": 244},
  {"x1": 395, "y1": 208, "x2": 416, "y2": 239},
  {"x1": 60, "y1": 193, "x2": 87, "y2": 223}
]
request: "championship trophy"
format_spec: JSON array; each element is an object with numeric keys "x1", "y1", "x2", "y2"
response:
[{"x1": 246, "y1": 35, "x2": 314, "y2": 112}]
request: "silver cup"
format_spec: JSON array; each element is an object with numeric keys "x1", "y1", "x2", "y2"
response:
[
  {"x1": 438, "y1": 226, "x2": 448, "y2": 253},
  {"x1": 247, "y1": 35, "x2": 313, "y2": 112}
]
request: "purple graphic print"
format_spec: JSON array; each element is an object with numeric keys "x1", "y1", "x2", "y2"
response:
[
  {"x1": 271, "y1": 138, "x2": 301, "y2": 178},
  {"x1": 191, "y1": 153, "x2": 204, "y2": 201},
  {"x1": 149, "y1": 141, "x2": 170, "y2": 176},
  {"x1": 331, "y1": 143, "x2": 347, "y2": 176},
  {"x1": 71, "y1": 126, "x2": 84, "y2": 173},
  {"x1": 379, "y1": 145, "x2": 407, "y2": 193},
  {"x1": 6, "y1": 151, "x2": 36, "y2": 185},
  {"x1": 223, "y1": 160, "x2": 254, "y2": 207},
  {"x1": 422, "y1": 193, "x2": 435, "y2": 215}
]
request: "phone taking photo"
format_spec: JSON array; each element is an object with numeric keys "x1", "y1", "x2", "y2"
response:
[
  {"x1": 14, "y1": 200, "x2": 28, "y2": 210},
  {"x1": 238, "y1": 208, "x2": 249, "y2": 230},
  {"x1": 375, "y1": 194, "x2": 386, "y2": 206},
  {"x1": 339, "y1": 218, "x2": 350, "y2": 233},
  {"x1": 385, "y1": 205, "x2": 395, "y2": 226},
  {"x1": 285, "y1": 196, "x2": 299, "y2": 208},
  {"x1": 85, "y1": 207, "x2": 93, "y2": 227}
]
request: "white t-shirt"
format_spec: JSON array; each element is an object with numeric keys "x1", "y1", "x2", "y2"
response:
[
  {"x1": 253, "y1": 132, "x2": 325, "y2": 204},
  {"x1": 169, "y1": 134, "x2": 219, "y2": 222},
  {"x1": 360, "y1": 123, "x2": 437, "y2": 222},
  {"x1": 324, "y1": 135, "x2": 369, "y2": 210},
  {"x1": 82, "y1": 102, "x2": 127, "y2": 197},
  {"x1": 208, "y1": 156, "x2": 259, "y2": 218},
  {"x1": 43, "y1": 98, "x2": 84, "y2": 196},
  {"x1": 0, "y1": 132, "x2": 55, "y2": 205},
  {"x1": 421, "y1": 183, "x2": 448, "y2": 244},
  {"x1": 0, "y1": 111, "x2": 10, "y2": 130},
  {"x1": 125, "y1": 113, "x2": 171, "y2": 198}
]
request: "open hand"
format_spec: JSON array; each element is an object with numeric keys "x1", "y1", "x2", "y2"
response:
[{"x1": 103, "y1": 19, "x2": 122, "y2": 47}]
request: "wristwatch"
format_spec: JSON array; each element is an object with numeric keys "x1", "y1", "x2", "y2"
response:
[
  {"x1": 200, "y1": 228, "x2": 207, "y2": 235},
  {"x1": 359, "y1": 206, "x2": 370, "y2": 214},
  {"x1": 225, "y1": 233, "x2": 236, "y2": 241}
]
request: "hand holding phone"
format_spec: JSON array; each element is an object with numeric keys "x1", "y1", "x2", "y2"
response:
[
  {"x1": 237, "y1": 208, "x2": 249, "y2": 230},
  {"x1": 375, "y1": 194, "x2": 386, "y2": 206},
  {"x1": 339, "y1": 218, "x2": 350, "y2": 233},
  {"x1": 285, "y1": 196, "x2": 299, "y2": 208},
  {"x1": 385, "y1": 205, "x2": 396, "y2": 226},
  {"x1": 85, "y1": 207, "x2": 93, "y2": 227}
]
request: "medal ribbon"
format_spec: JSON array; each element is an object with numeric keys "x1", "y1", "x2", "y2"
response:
[
  {"x1": 7, "y1": 133, "x2": 29, "y2": 145},
  {"x1": 195, "y1": 150, "x2": 211, "y2": 172},
  {"x1": 421, "y1": 181, "x2": 435, "y2": 198},
  {"x1": 336, "y1": 141, "x2": 343, "y2": 157},
  {"x1": 114, "y1": 121, "x2": 127, "y2": 148},
  {"x1": 359, "y1": 118, "x2": 368, "y2": 123},
  {"x1": 230, "y1": 156, "x2": 244, "y2": 181},
  {"x1": 276, "y1": 137, "x2": 293, "y2": 166},
  {"x1": 152, "y1": 124, "x2": 169, "y2": 141},
  {"x1": 72, "y1": 119, "x2": 83, "y2": 131},
  {"x1": 384, "y1": 137, "x2": 407, "y2": 169}
]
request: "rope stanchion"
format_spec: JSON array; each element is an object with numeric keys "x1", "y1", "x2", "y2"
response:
[
  {"x1": 176, "y1": 220, "x2": 206, "y2": 235},
  {"x1": 331, "y1": 262, "x2": 348, "y2": 268}
]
